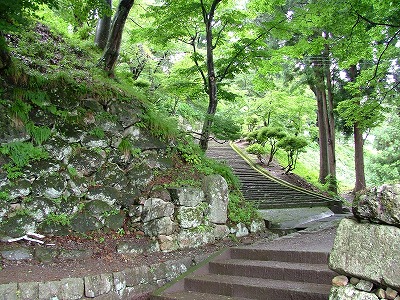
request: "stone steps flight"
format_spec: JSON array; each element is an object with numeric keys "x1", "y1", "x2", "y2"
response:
[
  {"x1": 205, "y1": 141, "x2": 341, "y2": 212},
  {"x1": 151, "y1": 228, "x2": 337, "y2": 300}
]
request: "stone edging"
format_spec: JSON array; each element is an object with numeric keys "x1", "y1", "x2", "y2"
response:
[{"x1": 0, "y1": 253, "x2": 212, "y2": 300}]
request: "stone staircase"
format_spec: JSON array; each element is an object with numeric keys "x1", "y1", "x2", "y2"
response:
[
  {"x1": 151, "y1": 228, "x2": 337, "y2": 299},
  {"x1": 206, "y1": 141, "x2": 342, "y2": 212}
]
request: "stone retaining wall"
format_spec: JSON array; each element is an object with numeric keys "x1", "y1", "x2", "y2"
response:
[
  {"x1": 0, "y1": 254, "x2": 210, "y2": 300},
  {"x1": 329, "y1": 184, "x2": 400, "y2": 300}
]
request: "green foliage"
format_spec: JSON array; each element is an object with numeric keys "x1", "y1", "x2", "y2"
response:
[
  {"x1": 9, "y1": 99, "x2": 31, "y2": 124},
  {"x1": 277, "y1": 136, "x2": 308, "y2": 174},
  {"x1": 246, "y1": 130, "x2": 260, "y2": 144},
  {"x1": 0, "y1": 141, "x2": 48, "y2": 168},
  {"x1": 53, "y1": 0, "x2": 111, "y2": 33},
  {"x1": 246, "y1": 143, "x2": 267, "y2": 164},
  {"x1": 67, "y1": 166, "x2": 79, "y2": 178},
  {"x1": 367, "y1": 114, "x2": 400, "y2": 185},
  {"x1": 0, "y1": 191, "x2": 9, "y2": 202},
  {"x1": 26, "y1": 122, "x2": 52, "y2": 145},
  {"x1": 211, "y1": 113, "x2": 242, "y2": 141},
  {"x1": 245, "y1": 115, "x2": 260, "y2": 132},
  {"x1": 176, "y1": 140, "x2": 203, "y2": 166},
  {"x1": 336, "y1": 98, "x2": 384, "y2": 131},
  {"x1": 43, "y1": 213, "x2": 71, "y2": 227},
  {"x1": 196, "y1": 156, "x2": 241, "y2": 190},
  {"x1": 257, "y1": 126, "x2": 287, "y2": 165},
  {"x1": 141, "y1": 108, "x2": 179, "y2": 142},
  {"x1": 0, "y1": 0, "x2": 58, "y2": 33},
  {"x1": 228, "y1": 192, "x2": 259, "y2": 226},
  {"x1": 89, "y1": 127, "x2": 105, "y2": 139}
]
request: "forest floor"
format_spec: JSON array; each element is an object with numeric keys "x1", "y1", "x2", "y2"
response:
[{"x1": 0, "y1": 141, "x2": 350, "y2": 285}]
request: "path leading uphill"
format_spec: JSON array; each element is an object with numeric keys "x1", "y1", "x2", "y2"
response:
[
  {"x1": 150, "y1": 141, "x2": 346, "y2": 300},
  {"x1": 206, "y1": 141, "x2": 342, "y2": 213},
  {"x1": 151, "y1": 225, "x2": 339, "y2": 300}
]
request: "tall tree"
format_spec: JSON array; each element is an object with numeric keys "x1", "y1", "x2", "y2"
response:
[
  {"x1": 143, "y1": 0, "x2": 253, "y2": 150},
  {"x1": 98, "y1": 0, "x2": 135, "y2": 76},
  {"x1": 95, "y1": 0, "x2": 112, "y2": 49}
]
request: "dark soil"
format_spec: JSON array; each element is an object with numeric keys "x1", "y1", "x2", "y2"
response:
[{"x1": 0, "y1": 231, "x2": 266, "y2": 285}]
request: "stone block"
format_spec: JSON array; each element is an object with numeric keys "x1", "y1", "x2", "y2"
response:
[
  {"x1": 84, "y1": 273, "x2": 113, "y2": 298},
  {"x1": 18, "y1": 282, "x2": 39, "y2": 300},
  {"x1": 353, "y1": 184, "x2": 400, "y2": 226},
  {"x1": 38, "y1": 281, "x2": 62, "y2": 299},
  {"x1": 142, "y1": 198, "x2": 174, "y2": 222},
  {"x1": 0, "y1": 283, "x2": 18, "y2": 300},
  {"x1": 116, "y1": 239, "x2": 160, "y2": 255},
  {"x1": 177, "y1": 206, "x2": 204, "y2": 229},
  {"x1": 329, "y1": 218, "x2": 400, "y2": 290},
  {"x1": 169, "y1": 187, "x2": 204, "y2": 207},
  {"x1": 143, "y1": 217, "x2": 176, "y2": 236},
  {"x1": 330, "y1": 286, "x2": 379, "y2": 300},
  {"x1": 124, "y1": 265, "x2": 151, "y2": 287},
  {"x1": 202, "y1": 175, "x2": 228, "y2": 224},
  {"x1": 59, "y1": 277, "x2": 84, "y2": 300}
]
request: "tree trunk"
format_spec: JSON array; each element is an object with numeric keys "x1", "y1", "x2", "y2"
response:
[
  {"x1": 199, "y1": 0, "x2": 222, "y2": 151},
  {"x1": 94, "y1": 0, "x2": 112, "y2": 50},
  {"x1": 354, "y1": 123, "x2": 366, "y2": 192},
  {"x1": 315, "y1": 88, "x2": 330, "y2": 184},
  {"x1": 324, "y1": 44, "x2": 337, "y2": 193},
  {"x1": 98, "y1": 0, "x2": 134, "y2": 76},
  {"x1": 0, "y1": 34, "x2": 11, "y2": 70},
  {"x1": 349, "y1": 65, "x2": 366, "y2": 192},
  {"x1": 310, "y1": 59, "x2": 330, "y2": 185}
]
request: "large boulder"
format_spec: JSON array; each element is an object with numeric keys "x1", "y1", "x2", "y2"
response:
[
  {"x1": 329, "y1": 218, "x2": 400, "y2": 290},
  {"x1": 202, "y1": 175, "x2": 229, "y2": 224},
  {"x1": 353, "y1": 184, "x2": 400, "y2": 226}
]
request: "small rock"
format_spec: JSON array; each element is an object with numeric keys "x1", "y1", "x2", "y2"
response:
[
  {"x1": 350, "y1": 277, "x2": 361, "y2": 285},
  {"x1": 1, "y1": 248, "x2": 33, "y2": 261},
  {"x1": 376, "y1": 288, "x2": 387, "y2": 299},
  {"x1": 355, "y1": 279, "x2": 374, "y2": 292},
  {"x1": 235, "y1": 223, "x2": 249, "y2": 238},
  {"x1": 332, "y1": 275, "x2": 349, "y2": 287},
  {"x1": 158, "y1": 235, "x2": 178, "y2": 252},
  {"x1": 386, "y1": 287, "x2": 398, "y2": 300}
]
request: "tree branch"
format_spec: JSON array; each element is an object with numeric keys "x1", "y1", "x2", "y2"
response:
[
  {"x1": 369, "y1": 28, "x2": 400, "y2": 82},
  {"x1": 190, "y1": 33, "x2": 208, "y2": 93},
  {"x1": 354, "y1": 10, "x2": 400, "y2": 28}
]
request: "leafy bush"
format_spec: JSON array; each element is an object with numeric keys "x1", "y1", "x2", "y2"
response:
[
  {"x1": 246, "y1": 143, "x2": 267, "y2": 164},
  {"x1": 257, "y1": 126, "x2": 287, "y2": 165},
  {"x1": 277, "y1": 136, "x2": 308, "y2": 173},
  {"x1": 228, "y1": 192, "x2": 259, "y2": 226}
]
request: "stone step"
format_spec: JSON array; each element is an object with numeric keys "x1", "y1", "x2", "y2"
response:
[
  {"x1": 209, "y1": 259, "x2": 335, "y2": 284},
  {"x1": 184, "y1": 274, "x2": 331, "y2": 300},
  {"x1": 230, "y1": 248, "x2": 329, "y2": 264},
  {"x1": 151, "y1": 290, "x2": 252, "y2": 300}
]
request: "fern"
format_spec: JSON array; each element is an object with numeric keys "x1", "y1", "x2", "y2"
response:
[
  {"x1": 0, "y1": 141, "x2": 48, "y2": 168},
  {"x1": 26, "y1": 122, "x2": 52, "y2": 145}
]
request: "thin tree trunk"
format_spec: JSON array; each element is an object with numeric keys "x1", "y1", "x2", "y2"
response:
[
  {"x1": 324, "y1": 44, "x2": 337, "y2": 193},
  {"x1": 94, "y1": 0, "x2": 112, "y2": 50},
  {"x1": 349, "y1": 65, "x2": 366, "y2": 192},
  {"x1": 98, "y1": 0, "x2": 134, "y2": 76},
  {"x1": 0, "y1": 34, "x2": 11, "y2": 70},
  {"x1": 311, "y1": 59, "x2": 330, "y2": 185},
  {"x1": 199, "y1": 0, "x2": 222, "y2": 151},
  {"x1": 354, "y1": 123, "x2": 366, "y2": 191}
]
